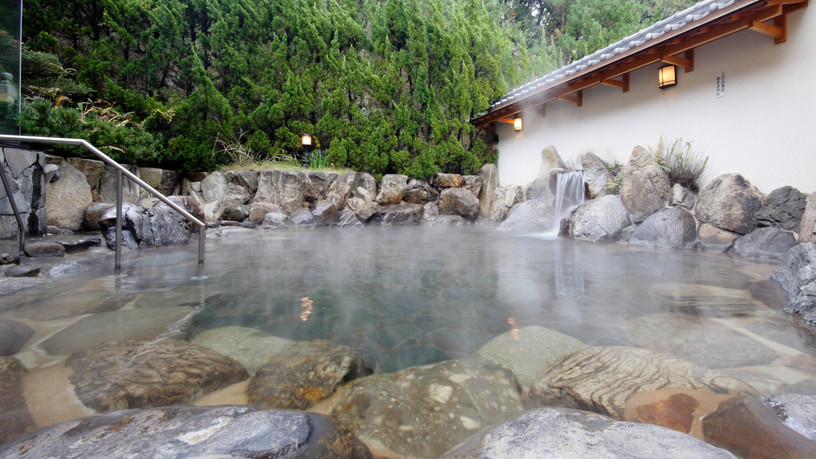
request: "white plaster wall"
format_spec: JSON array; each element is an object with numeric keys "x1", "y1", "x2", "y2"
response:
[{"x1": 496, "y1": 6, "x2": 815, "y2": 194}]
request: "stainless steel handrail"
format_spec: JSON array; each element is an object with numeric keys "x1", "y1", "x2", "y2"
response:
[{"x1": 0, "y1": 134, "x2": 206, "y2": 271}]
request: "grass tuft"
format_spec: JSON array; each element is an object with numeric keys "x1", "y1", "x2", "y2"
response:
[{"x1": 649, "y1": 136, "x2": 708, "y2": 193}]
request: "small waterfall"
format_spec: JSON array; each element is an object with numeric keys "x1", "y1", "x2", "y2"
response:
[{"x1": 553, "y1": 170, "x2": 584, "y2": 232}]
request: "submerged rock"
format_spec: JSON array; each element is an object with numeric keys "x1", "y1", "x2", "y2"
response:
[
  {"x1": 624, "y1": 313, "x2": 778, "y2": 369},
  {"x1": 0, "y1": 405, "x2": 372, "y2": 459},
  {"x1": 696, "y1": 173, "x2": 763, "y2": 234},
  {"x1": 529, "y1": 346, "x2": 755, "y2": 420},
  {"x1": 703, "y1": 394, "x2": 816, "y2": 459},
  {"x1": 0, "y1": 357, "x2": 37, "y2": 443},
  {"x1": 67, "y1": 339, "x2": 248, "y2": 412},
  {"x1": 331, "y1": 358, "x2": 524, "y2": 459},
  {"x1": 629, "y1": 206, "x2": 698, "y2": 250},
  {"x1": 569, "y1": 195, "x2": 631, "y2": 242},
  {"x1": 192, "y1": 326, "x2": 295, "y2": 376},
  {"x1": 23, "y1": 242, "x2": 65, "y2": 258},
  {"x1": 0, "y1": 319, "x2": 34, "y2": 356},
  {"x1": 620, "y1": 146, "x2": 671, "y2": 223},
  {"x1": 476, "y1": 325, "x2": 586, "y2": 390},
  {"x1": 40, "y1": 306, "x2": 194, "y2": 356},
  {"x1": 247, "y1": 339, "x2": 371, "y2": 410},
  {"x1": 439, "y1": 407, "x2": 737, "y2": 459},
  {"x1": 3, "y1": 265, "x2": 39, "y2": 278},
  {"x1": 732, "y1": 227, "x2": 798, "y2": 261},
  {"x1": 496, "y1": 200, "x2": 554, "y2": 232},
  {"x1": 421, "y1": 215, "x2": 467, "y2": 226}
]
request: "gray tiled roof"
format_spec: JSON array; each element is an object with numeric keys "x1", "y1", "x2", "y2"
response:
[{"x1": 490, "y1": 0, "x2": 743, "y2": 109}]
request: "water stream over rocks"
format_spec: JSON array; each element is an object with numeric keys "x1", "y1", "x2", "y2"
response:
[{"x1": 1, "y1": 225, "x2": 816, "y2": 457}]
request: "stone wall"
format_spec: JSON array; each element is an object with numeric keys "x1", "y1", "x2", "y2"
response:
[{"x1": 0, "y1": 148, "x2": 46, "y2": 239}]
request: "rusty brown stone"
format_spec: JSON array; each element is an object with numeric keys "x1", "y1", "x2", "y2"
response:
[
  {"x1": 246, "y1": 339, "x2": 371, "y2": 410},
  {"x1": 634, "y1": 393, "x2": 698, "y2": 433},
  {"x1": 66, "y1": 339, "x2": 248, "y2": 412},
  {"x1": 433, "y1": 173, "x2": 465, "y2": 188}
]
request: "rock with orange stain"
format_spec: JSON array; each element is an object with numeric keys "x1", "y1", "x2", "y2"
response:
[
  {"x1": 66, "y1": 339, "x2": 248, "y2": 412},
  {"x1": 246, "y1": 339, "x2": 371, "y2": 410},
  {"x1": 0, "y1": 357, "x2": 37, "y2": 443},
  {"x1": 634, "y1": 393, "x2": 698, "y2": 433},
  {"x1": 703, "y1": 394, "x2": 816, "y2": 459}
]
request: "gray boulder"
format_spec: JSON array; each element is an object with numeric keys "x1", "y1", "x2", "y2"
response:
[
  {"x1": 423, "y1": 202, "x2": 439, "y2": 217},
  {"x1": 439, "y1": 188, "x2": 480, "y2": 220},
  {"x1": 96, "y1": 164, "x2": 141, "y2": 203},
  {"x1": 201, "y1": 171, "x2": 227, "y2": 204},
  {"x1": 581, "y1": 151, "x2": 612, "y2": 199},
  {"x1": 771, "y1": 242, "x2": 816, "y2": 315},
  {"x1": 222, "y1": 205, "x2": 250, "y2": 222},
  {"x1": 524, "y1": 176, "x2": 555, "y2": 206},
  {"x1": 421, "y1": 215, "x2": 467, "y2": 226},
  {"x1": 288, "y1": 207, "x2": 316, "y2": 228},
  {"x1": 372, "y1": 203, "x2": 423, "y2": 225},
  {"x1": 304, "y1": 171, "x2": 337, "y2": 202},
  {"x1": 477, "y1": 163, "x2": 499, "y2": 218},
  {"x1": 253, "y1": 170, "x2": 281, "y2": 204},
  {"x1": 0, "y1": 405, "x2": 372, "y2": 459},
  {"x1": 158, "y1": 169, "x2": 182, "y2": 196},
  {"x1": 221, "y1": 172, "x2": 254, "y2": 209},
  {"x1": 538, "y1": 145, "x2": 566, "y2": 178},
  {"x1": 375, "y1": 174, "x2": 408, "y2": 205},
  {"x1": 755, "y1": 186, "x2": 806, "y2": 232},
  {"x1": 331, "y1": 358, "x2": 524, "y2": 459},
  {"x1": 620, "y1": 146, "x2": 671, "y2": 223},
  {"x1": 23, "y1": 242, "x2": 65, "y2": 257},
  {"x1": 45, "y1": 161, "x2": 92, "y2": 231},
  {"x1": 629, "y1": 206, "x2": 698, "y2": 250},
  {"x1": 312, "y1": 200, "x2": 339, "y2": 226},
  {"x1": 569, "y1": 195, "x2": 631, "y2": 242},
  {"x1": 82, "y1": 202, "x2": 114, "y2": 230},
  {"x1": 496, "y1": 200, "x2": 553, "y2": 232},
  {"x1": 696, "y1": 173, "x2": 763, "y2": 234},
  {"x1": 800, "y1": 191, "x2": 816, "y2": 243},
  {"x1": 347, "y1": 197, "x2": 377, "y2": 222},
  {"x1": 66, "y1": 157, "x2": 105, "y2": 189},
  {"x1": 0, "y1": 319, "x2": 34, "y2": 356},
  {"x1": 359, "y1": 173, "x2": 378, "y2": 199},
  {"x1": 326, "y1": 172, "x2": 361, "y2": 209},
  {"x1": 699, "y1": 223, "x2": 740, "y2": 252},
  {"x1": 463, "y1": 175, "x2": 483, "y2": 197},
  {"x1": 260, "y1": 212, "x2": 291, "y2": 230},
  {"x1": 137, "y1": 167, "x2": 163, "y2": 199},
  {"x1": 490, "y1": 186, "x2": 524, "y2": 221},
  {"x1": 192, "y1": 326, "x2": 294, "y2": 376},
  {"x1": 143, "y1": 196, "x2": 204, "y2": 246},
  {"x1": 338, "y1": 209, "x2": 364, "y2": 228},
  {"x1": 403, "y1": 179, "x2": 439, "y2": 204},
  {"x1": 4, "y1": 265, "x2": 40, "y2": 277},
  {"x1": 277, "y1": 171, "x2": 307, "y2": 214},
  {"x1": 248, "y1": 202, "x2": 281, "y2": 224},
  {"x1": 439, "y1": 407, "x2": 738, "y2": 459},
  {"x1": 669, "y1": 183, "x2": 696, "y2": 209},
  {"x1": 732, "y1": 227, "x2": 798, "y2": 261}
]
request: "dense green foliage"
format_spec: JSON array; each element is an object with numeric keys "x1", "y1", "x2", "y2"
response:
[{"x1": 17, "y1": 0, "x2": 694, "y2": 175}]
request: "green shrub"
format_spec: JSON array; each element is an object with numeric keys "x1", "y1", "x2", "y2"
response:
[{"x1": 649, "y1": 136, "x2": 708, "y2": 192}]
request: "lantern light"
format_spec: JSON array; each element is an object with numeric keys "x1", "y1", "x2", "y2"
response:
[
  {"x1": 513, "y1": 117, "x2": 522, "y2": 131},
  {"x1": 301, "y1": 134, "x2": 312, "y2": 146},
  {"x1": 658, "y1": 65, "x2": 677, "y2": 89}
]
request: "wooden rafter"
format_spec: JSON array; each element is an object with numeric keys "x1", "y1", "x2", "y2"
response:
[
  {"x1": 601, "y1": 73, "x2": 630, "y2": 92},
  {"x1": 471, "y1": 0, "x2": 808, "y2": 129},
  {"x1": 557, "y1": 90, "x2": 583, "y2": 107},
  {"x1": 751, "y1": 19, "x2": 785, "y2": 38}
]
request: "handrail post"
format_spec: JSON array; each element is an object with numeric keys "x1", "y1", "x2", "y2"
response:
[
  {"x1": 0, "y1": 161, "x2": 25, "y2": 253},
  {"x1": 115, "y1": 170, "x2": 123, "y2": 272},
  {"x1": 198, "y1": 225, "x2": 205, "y2": 264}
]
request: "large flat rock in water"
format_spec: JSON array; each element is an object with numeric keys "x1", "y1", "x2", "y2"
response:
[
  {"x1": 476, "y1": 325, "x2": 586, "y2": 390},
  {"x1": 529, "y1": 346, "x2": 756, "y2": 420},
  {"x1": 649, "y1": 282, "x2": 768, "y2": 318},
  {"x1": 192, "y1": 326, "x2": 294, "y2": 375},
  {"x1": 439, "y1": 407, "x2": 737, "y2": 459},
  {"x1": 331, "y1": 357, "x2": 524, "y2": 459},
  {"x1": 0, "y1": 357, "x2": 37, "y2": 444},
  {"x1": 0, "y1": 405, "x2": 372, "y2": 459},
  {"x1": 40, "y1": 306, "x2": 194, "y2": 356},
  {"x1": 624, "y1": 313, "x2": 778, "y2": 369},
  {"x1": 67, "y1": 339, "x2": 248, "y2": 412}
]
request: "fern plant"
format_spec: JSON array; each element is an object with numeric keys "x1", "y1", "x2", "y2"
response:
[{"x1": 649, "y1": 136, "x2": 708, "y2": 192}]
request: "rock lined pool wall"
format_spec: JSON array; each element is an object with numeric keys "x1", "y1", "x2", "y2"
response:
[{"x1": 0, "y1": 148, "x2": 47, "y2": 239}]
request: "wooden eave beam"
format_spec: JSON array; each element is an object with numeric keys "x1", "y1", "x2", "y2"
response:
[
  {"x1": 557, "y1": 90, "x2": 582, "y2": 107},
  {"x1": 661, "y1": 50, "x2": 694, "y2": 72},
  {"x1": 751, "y1": 19, "x2": 784, "y2": 37}
]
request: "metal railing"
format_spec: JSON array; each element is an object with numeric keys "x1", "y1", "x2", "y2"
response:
[{"x1": 0, "y1": 134, "x2": 206, "y2": 271}]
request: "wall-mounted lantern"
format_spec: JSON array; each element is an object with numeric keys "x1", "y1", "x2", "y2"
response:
[
  {"x1": 658, "y1": 65, "x2": 677, "y2": 89},
  {"x1": 513, "y1": 116, "x2": 522, "y2": 131}
]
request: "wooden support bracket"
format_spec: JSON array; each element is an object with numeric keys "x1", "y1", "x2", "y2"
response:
[
  {"x1": 538, "y1": 103, "x2": 547, "y2": 118},
  {"x1": 557, "y1": 90, "x2": 582, "y2": 107},
  {"x1": 661, "y1": 49, "x2": 694, "y2": 72},
  {"x1": 751, "y1": 18, "x2": 786, "y2": 41},
  {"x1": 601, "y1": 73, "x2": 630, "y2": 92}
]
